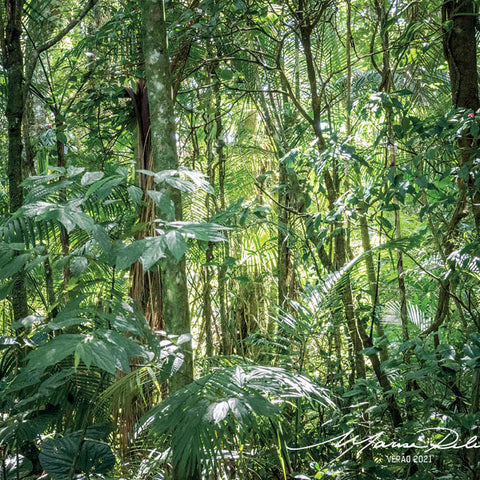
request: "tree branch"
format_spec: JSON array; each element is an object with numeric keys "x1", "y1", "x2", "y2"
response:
[
  {"x1": 38, "y1": 0, "x2": 98, "y2": 54},
  {"x1": 24, "y1": 0, "x2": 98, "y2": 92}
]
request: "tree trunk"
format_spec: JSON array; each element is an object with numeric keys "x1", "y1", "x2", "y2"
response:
[
  {"x1": 55, "y1": 113, "x2": 71, "y2": 296},
  {"x1": 275, "y1": 54, "x2": 292, "y2": 311},
  {"x1": 442, "y1": 3, "x2": 480, "y2": 477},
  {"x1": 5, "y1": 0, "x2": 28, "y2": 322},
  {"x1": 442, "y1": 0, "x2": 480, "y2": 242},
  {"x1": 426, "y1": 0, "x2": 480, "y2": 339},
  {"x1": 214, "y1": 68, "x2": 232, "y2": 355},
  {"x1": 278, "y1": 156, "x2": 291, "y2": 309},
  {"x1": 295, "y1": 8, "x2": 367, "y2": 383},
  {"x1": 141, "y1": 0, "x2": 194, "y2": 397},
  {"x1": 202, "y1": 51, "x2": 215, "y2": 358},
  {"x1": 126, "y1": 79, "x2": 164, "y2": 333},
  {"x1": 290, "y1": 2, "x2": 403, "y2": 426}
]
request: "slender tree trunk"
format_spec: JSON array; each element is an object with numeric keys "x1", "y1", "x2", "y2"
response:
[
  {"x1": 295, "y1": 9, "x2": 367, "y2": 382},
  {"x1": 214, "y1": 66, "x2": 232, "y2": 355},
  {"x1": 359, "y1": 211, "x2": 376, "y2": 295},
  {"x1": 276, "y1": 53, "x2": 292, "y2": 311},
  {"x1": 5, "y1": 0, "x2": 28, "y2": 322},
  {"x1": 203, "y1": 242, "x2": 214, "y2": 357},
  {"x1": 54, "y1": 113, "x2": 72, "y2": 296},
  {"x1": 142, "y1": 0, "x2": 194, "y2": 397},
  {"x1": 443, "y1": 1, "x2": 479, "y2": 111},
  {"x1": 142, "y1": 3, "x2": 197, "y2": 477},
  {"x1": 126, "y1": 79, "x2": 164, "y2": 333},
  {"x1": 278, "y1": 157, "x2": 290, "y2": 309},
  {"x1": 442, "y1": 2, "x2": 480, "y2": 477},
  {"x1": 289, "y1": 3, "x2": 404, "y2": 426},
  {"x1": 202, "y1": 51, "x2": 215, "y2": 357},
  {"x1": 23, "y1": 95, "x2": 37, "y2": 178}
]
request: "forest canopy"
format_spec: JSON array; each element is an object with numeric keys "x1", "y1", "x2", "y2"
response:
[{"x1": 1, "y1": 0, "x2": 480, "y2": 479}]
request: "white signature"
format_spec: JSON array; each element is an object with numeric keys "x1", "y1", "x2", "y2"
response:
[{"x1": 287, "y1": 428, "x2": 480, "y2": 458}]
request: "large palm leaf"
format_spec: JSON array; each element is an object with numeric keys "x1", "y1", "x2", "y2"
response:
[{"x1": 138, "y1": 365, "x2": 334, "y2": 479}]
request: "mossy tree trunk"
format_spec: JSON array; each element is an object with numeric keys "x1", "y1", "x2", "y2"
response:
[
  {"x1": 141, "y1": 0, "x2": 194, "y2": 397},
  {"x1": 4, "y1": 0, "x2": 28, "y2": 323}
]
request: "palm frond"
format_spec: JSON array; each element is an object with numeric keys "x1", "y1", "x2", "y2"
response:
[{"x1": 138, "y1": 365, "x2": 334, "y2": 479}]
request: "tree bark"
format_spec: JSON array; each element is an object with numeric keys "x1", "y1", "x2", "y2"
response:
[
  {"x1": 4, "y1": 0, "x2": 28, "y2": 322},
  {"x1": 126, "y1": 79, "x2": 164, "y2": 333},
  {"x1": 214, "y1": 68, "x2": 232, "y2": 355},
  {"x1": 427, "y1": 0, "x2": 480, "y2": 339},
  {"x1": 442, "y1": 2, "x2": 480, "y2": 477},
  {"x1": 202, "y1": 50, "x2": 215, "y2": 358},
  {"x1": 142, "y1": 0, "x2": 194, "y2": 396},
  {"x1": 55, "y1": 113, "x2": 71, "y2": 296},
  {"x1": 294, "y1": 4, "x2": 367, "y2": 382}
]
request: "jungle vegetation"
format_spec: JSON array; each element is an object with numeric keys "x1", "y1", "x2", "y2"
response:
[{"x1": 1, "y1": 0, "x2": 480, "y2": 479}]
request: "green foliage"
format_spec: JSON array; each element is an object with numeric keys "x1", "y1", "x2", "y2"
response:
[
  {"x1": 1, "y1": 0, "x2": 480, "y2": 479},
  {"x1": 139, "y1": 365, "x2": 334, "y2": 479},
  {"x1": 39, "y1": 431, "x2": 115, "y2": 479}
]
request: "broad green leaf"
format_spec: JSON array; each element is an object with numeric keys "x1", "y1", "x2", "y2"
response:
[
  {"x1": 127, "y1": 185, "x2": 143, "y2": 203},
  {"x1": 141, "y1": 237, "x2": 166, "y2": 270},
  {"x1": 81, "y1": 171, "x2": 104, "y2": 186},
  {"x1": 76, "y1": 331, "x2": 145, "y2": 374},
  {"x1": 67, "y1": 166, "x2": 85, "y2": 177},
  {"x1": 8, "y1": 368, "x2": 43, "y2": 393},
  {"x1": 165, "y1": 230, "x2": 187, "y2": 261},
  {"x1": 40, "y1": 433, "x2": 115, "y2": 479},
  {"x1": 2, "y1": 455, "x2": 33, "y2": 480},
  {"x1": 26, "y1": 334, "x2": 84, "y2": 368},
  {"x1": 101, "y1": 330, "x2": 146, "y2": 359},
  {"x1": 93, "y1": 224, "x2": 111, "y2": 251},
  {"x1": 0, "y1": 254, "x2": 29, "y2": 279},
  {"x1": 85, "y1": 175, "x2": 124, "y2": 199},
  {"x1": 76, "y1": 337, "x2": 120, "y2": 374},
  {"x1": 171, "y1": 221, "x2": 227, "y2": 242},
  {"x1": 147, "y1": 190, "x2": 175, "y2": 218},
  {"x1": 38, "y1": 368, "x2": 75, "y2": 396},
  {"x1": 115, "y1": 240, "x2": 147, "y2": 270},
  {"x1": 71, "y1": 256, "x2": 88, "y2": 275}
]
